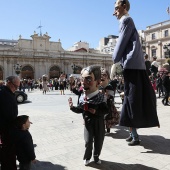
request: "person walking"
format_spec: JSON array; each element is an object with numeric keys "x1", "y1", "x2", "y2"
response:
[
  {"x1": 112, "y1": 0, "x2": 160, "y2": 146},
  {"x1": 0, "y1": 76, "x2": 20, "y2": 170},
  {"x1": 144, "y1": 53, "x2": 151, "y2": 76},
  {"x1": 162, "y1": 71, "x2": 170, "y2": 106},
  {"x1": 150, "y1": 56, "x2": 159, "y2": 77},
  {"x1": 68, "y1": 65, "x2": 109, "y2": 166}
]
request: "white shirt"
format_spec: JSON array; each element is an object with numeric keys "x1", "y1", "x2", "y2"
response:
[{"x1": 151, "y1": 61, "x2": 159, "y2": 68}]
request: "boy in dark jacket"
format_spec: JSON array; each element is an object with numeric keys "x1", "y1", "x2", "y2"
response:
[{"x1": 12, "y1": 115, "x2": 36, "y2": 170}]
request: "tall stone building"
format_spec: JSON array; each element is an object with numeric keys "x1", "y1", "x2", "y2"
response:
[
  {"x1": 0, "y1": 32, "x2": 112, "y2": 80},
  {"x1": 144, "y1": 20, "x2": 170, "y2": 64}
]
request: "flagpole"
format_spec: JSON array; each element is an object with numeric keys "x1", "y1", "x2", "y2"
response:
[
  {"x1": 37, "y1": 21, "x2": 42, "y2": 36},
  {"x1": 166, "y1": 6, "x2": 170, "y2": 20}
]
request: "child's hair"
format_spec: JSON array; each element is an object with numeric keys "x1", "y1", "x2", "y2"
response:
[{"x1": 15, "y1": 115, "x2": 29, "y2": 129}]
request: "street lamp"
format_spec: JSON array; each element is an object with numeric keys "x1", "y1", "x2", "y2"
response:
[
  {"x1": 163, "y1": 43, "x2": 170, "y2": 58},
  {"x1": 13, "y1": 63, "x2": 22, "y2": 75},
  {"x1": 71, "y1": 64, "x2": 78, "y2": 74}
]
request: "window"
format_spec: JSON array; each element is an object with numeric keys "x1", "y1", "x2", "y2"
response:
[
  {"x1": 152, "y1": 49, "x2": 156, "y2": 57},
  {"x1": 164, "y1": 30, "x2": 169, "y2": 37},
  {"x1": 152, "y1": 33, "x2": 156, "y2": 40}
]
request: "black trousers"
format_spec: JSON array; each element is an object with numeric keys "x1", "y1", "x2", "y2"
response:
[
  {"x1": 0, "y1": 129, "x2": 17, "y2": 170},
  {"x1": 162, "y1": 90, "x2": 170, "y2": 104},
  {"x1": 83, "y1": 119, "x2": 105, "y2": 162}
]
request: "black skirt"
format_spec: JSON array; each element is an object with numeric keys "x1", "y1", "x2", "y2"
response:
[{"x1": 120, "y1": 69, "x2": 160, "y2": 128}]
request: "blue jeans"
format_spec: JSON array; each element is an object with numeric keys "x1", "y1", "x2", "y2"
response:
[{"x1": 130, "y1": 128, "x2": 139, "y2": 141}]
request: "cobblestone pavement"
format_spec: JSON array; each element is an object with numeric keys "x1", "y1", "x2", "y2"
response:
[{"x1": 16, "y1": 89, "x2": 170, "y2": 170}]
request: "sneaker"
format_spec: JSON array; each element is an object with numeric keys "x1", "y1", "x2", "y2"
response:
[
  {"x1": 95, "y1": 159, "x2": 101, "y2": 165},
  {"x1": 128, "y1": 140, "x2": 140, "y2": 146},
  {"x1": 126, "y1": 136, "x2": 133, "y2": 142},
  {"x1": 84, "y1": 160, "x2": 90, "y2": 166}
]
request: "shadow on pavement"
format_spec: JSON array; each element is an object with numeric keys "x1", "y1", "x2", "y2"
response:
[
  {"x1": 88, "y1": 160, "x2": 158, "y2": 170},
  {"x1": 106, "y1": 126, "x2": 170, "y2": 155},
  {"x1": 106, "y1": 126, "x2": 129, "y2": 139},
  {"x1": 140, "y1": 135, "x2": 170, "y2": 155},
  {"x1": 31, "y1": 161, "x2": 66, "y2": 170}
]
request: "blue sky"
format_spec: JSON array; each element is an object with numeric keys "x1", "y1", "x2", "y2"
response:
[{"x1": 0, "y1": 0, "x2": 170, "y2": 49}]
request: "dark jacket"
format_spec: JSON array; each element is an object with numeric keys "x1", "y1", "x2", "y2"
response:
[
  {"x1": 72, "y1": 87, "x2": 83, "y2": 105},
  {"x1": 70, "y1": 92, "x2": 109, "y2": 124},
  {"x1": 11, "y1": 128, "x2": 36, "y2": 163},
  {"x1": 0, "y1": 86, "x2": 18, "y2": 130},
  {"x1": 145, "y1": 60, "x2": 151, "y2": 76},
  {"x1": 163, "y1": 76, "x2": 170, "y2": 92},
  {"x1": 112, "y1": 15, "x2": 146, "y2": 70}
]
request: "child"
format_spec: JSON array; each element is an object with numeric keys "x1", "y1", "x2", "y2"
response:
[{"x1": 12, "y1": 115, "x2": 36, "y2": 170}]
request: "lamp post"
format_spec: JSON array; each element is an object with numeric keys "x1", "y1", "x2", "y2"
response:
[
  {"x1": 13, "y1": 63, "x2": 22, "y2": 76},
  {"x1": 163, "y1": 43, "x2": 170, "y2": 58},
  {"x1": 71, "y1": 64, "x2": 78, "y2": 74}
]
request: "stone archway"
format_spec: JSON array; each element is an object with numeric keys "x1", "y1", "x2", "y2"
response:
[
  {"x1": 49, "y1": 65, "x2": 60, "y2": 78},
  {"x1": 0, "y1": 67, "x2": 3, "y2": 80},
  {"x1": 21, "y1": 65, "x2": 34, "y2": 79}
]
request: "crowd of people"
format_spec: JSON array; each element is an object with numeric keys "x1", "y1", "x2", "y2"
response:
[{"x1": 143, "y1": 53, "x2": 170, "y2": 105}]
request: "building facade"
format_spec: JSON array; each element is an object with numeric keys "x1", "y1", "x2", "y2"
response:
[
  {"x1": 0, "y1": 32, "x2": 112, "y2": 80},
  {"x1": 144, "y1": 20, "x2": 170, "y2": 64},
  {"x1": 98, "y1": 35, "x2": 118, "y2": 54}
]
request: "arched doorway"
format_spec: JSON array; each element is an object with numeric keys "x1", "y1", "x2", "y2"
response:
[
  {"x1": 49, "y1": 65, "x2": 60, "y2": 78},
  {"x1": 0, "y1": 67, "x2": 3, "y2": 80},
  {"x1": 21, "y1": 65, "x2": 34, "y2": 79}
]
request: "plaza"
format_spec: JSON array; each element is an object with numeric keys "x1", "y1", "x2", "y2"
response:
[{"x1": 16, "y1": 89, "x2": 170, "y2": 170}]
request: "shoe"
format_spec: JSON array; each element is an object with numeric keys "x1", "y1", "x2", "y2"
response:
[
  {"x1": 95, "y1": 159, "x2": 101, "y2": 165},
  {"x1": 84, "y1": 160, "x2": 90, "y2": 166},
  {"x1": 128, "y1": 140, "x2": 140, "y2": 146},
  {"x1": 105, "y1": 132, "x2": 110, "y2": 135},
  {"x1": 126, "y1": 136, "x2": 133, "y2": 142},
  {"x1": 164, "y1": 103, "x2": 170, "y2": 106}
]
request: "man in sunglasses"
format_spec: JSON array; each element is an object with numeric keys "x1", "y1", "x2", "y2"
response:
[
  {"x1": 112, "y1": 0, "x2": 160, "y2": 146},
  {"x1": 68, "y1": 65, "x2": 109, "y2": 166},
  {"x1": 0, "y1": 76, "x2": 20, "y2": 170}
]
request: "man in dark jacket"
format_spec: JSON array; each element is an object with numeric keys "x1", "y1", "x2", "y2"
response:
[
  {"x1": 144, "y1": 53, "x2": 151, "y2": 76},
  {"x1": 162, "y1": 72, "x2": 170, "y2": 106},
  {"x1": 68, "y1": 65, "x2": 109, "y2": 166},
  {"x1": 0, "y1": 76, "x2": 20, "y2": 170}
]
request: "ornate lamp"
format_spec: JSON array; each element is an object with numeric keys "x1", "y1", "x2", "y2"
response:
[
  {"x1": 13, "y1": 64, "x2": 22, "y2": 75},
  {"x1": 71, "y1": 64, "x2": 78, "y2": 74}
]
